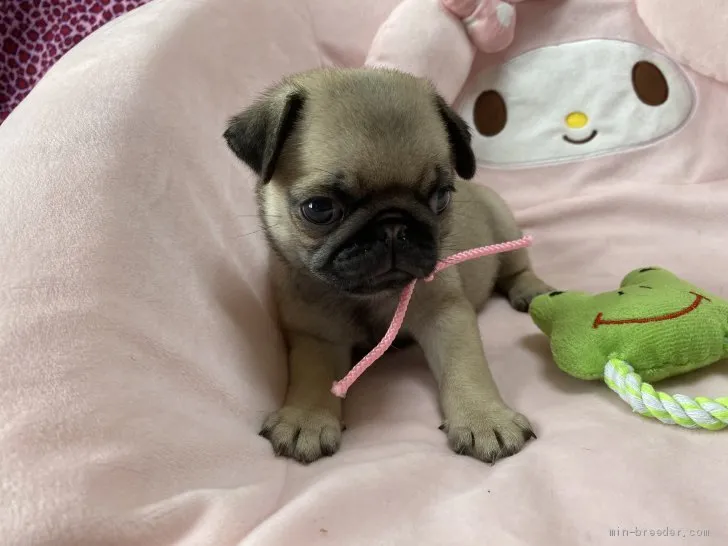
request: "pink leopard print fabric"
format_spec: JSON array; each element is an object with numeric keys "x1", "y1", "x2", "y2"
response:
[{"x1": 0, "y1": 0, "x2": 150, "y2": 123}]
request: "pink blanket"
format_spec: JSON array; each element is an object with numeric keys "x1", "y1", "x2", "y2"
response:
[{"x1": 1, "y1": 0, "x2": 726, "y2": 544}]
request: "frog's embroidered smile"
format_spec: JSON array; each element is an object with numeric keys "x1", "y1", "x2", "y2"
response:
[{"x1": 593, "y1": 291, "x2": 711, "y2": 329}]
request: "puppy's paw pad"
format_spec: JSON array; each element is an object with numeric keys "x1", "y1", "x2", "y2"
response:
[
  {"x1": 260, "y1": 406, "x2": 342, "y2": 464},
  {"x1": 443, "y1": 407, "x2": 535, "y2": 464}
]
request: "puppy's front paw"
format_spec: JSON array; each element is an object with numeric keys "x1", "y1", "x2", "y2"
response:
[
  {"x1": 260, "y1": 406, "x2": 342, "y2": 464},
  {"x1": 508, "y1": 278, "x2": 554, "y2": 313},
  {"x1": 441, "y1": 405, "x2": 535, "y2": 464}
]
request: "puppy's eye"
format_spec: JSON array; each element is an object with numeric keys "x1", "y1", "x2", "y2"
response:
[
  {"x1": 429, "y1": 187, "x2": 452, "y2": 214},
  {"x1": 300, "y1": 197, "x2": 343, "y2": 225}
]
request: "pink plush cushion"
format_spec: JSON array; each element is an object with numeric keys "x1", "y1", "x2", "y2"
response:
[
  {"x1": 0, "y1": 0, "x2": 726, "y2": 544},
  {"x1": 637, "y1": 0, "x2": 728, "y2": 84}
]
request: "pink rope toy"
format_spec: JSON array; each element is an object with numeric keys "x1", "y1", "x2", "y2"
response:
[{"x1": 330, "y1": 234, "x2": 534, "y2": 398}]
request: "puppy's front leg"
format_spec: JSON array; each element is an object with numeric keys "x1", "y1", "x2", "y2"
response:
[
  {"x1": 260, "y1": 333, "x2": 346, "y2": 464},
  {"x1": 411, "y1": 298, "x2": 535, "y2": 463}
]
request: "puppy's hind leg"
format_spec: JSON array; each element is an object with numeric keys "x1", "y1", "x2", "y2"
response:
[{"x1": 475, "y1": 186, "x2": 553, "y2": 312}]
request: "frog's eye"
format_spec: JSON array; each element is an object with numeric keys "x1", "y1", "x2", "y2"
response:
[
  {"x1": 617, "y1": 291, "x2": 625, "y2": 296},
  {"x1": 549, "y1": 291, "x2": 565, "y2": 297}
]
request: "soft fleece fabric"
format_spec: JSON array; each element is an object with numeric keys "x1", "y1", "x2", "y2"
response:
[
  {"x1": 636, "y1": 0, "x2": 728, "y2": 84},
  {"x1": 1, "y1": 0, "x2": 727, "y2": 544}
]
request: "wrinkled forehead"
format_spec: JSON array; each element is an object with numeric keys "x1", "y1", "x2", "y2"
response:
[{"x1": 292, "y1": 89, "x2": 451, "y2": 187}]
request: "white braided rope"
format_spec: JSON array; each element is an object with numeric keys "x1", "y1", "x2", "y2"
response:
[{"x1": 603, "y1": 359, "x2": 728, "y2": 430}]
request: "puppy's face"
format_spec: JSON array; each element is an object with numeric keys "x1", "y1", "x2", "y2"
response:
[{"x1": 224, "y1": 69, "x2": 476, "y2": 296}]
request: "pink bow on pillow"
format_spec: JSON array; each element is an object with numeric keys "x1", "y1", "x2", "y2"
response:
[
  {"x1": 365, "y1": 0, "x2": 535, "y2": 104},
  {"x1": 441, "y1": 0, "x2": 526, "y2": 53}
]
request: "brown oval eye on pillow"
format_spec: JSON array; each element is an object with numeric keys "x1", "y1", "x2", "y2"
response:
[
  {"x1": 473, "y1": 90, "x2": 507, "y2": 137},
  {"x1": 632, "y1": 61, "x2": 669, "y2": 106}
]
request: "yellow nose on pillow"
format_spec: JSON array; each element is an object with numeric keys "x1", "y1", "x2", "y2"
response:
[{"x1": 565, "y1": 111, "x2": 589, "y2": 129}]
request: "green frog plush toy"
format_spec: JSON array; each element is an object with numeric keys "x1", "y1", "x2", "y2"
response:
[{"x1": 529, "y1": 267, "x2": 728, "y2": 430}]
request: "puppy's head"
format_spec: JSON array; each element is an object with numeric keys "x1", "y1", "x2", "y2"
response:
[{"x1": 224, "y1": 68, "x2": 476, "y2": 296}]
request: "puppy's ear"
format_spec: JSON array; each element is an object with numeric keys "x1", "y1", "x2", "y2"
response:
[
  {"x1": 223, "y1": 85, "x2": 305, "y2": 183},
  {"x1": 434, "y1": 94, "x2": 476, "y2": 180}
]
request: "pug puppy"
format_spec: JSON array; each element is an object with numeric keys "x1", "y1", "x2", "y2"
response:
[{"x1": 224, "y1": 68, "x2": 552, "y2": 464}]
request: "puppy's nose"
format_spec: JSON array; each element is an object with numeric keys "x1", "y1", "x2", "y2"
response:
[
  {"x1": 375, "y1": 210, "x2": 409, "y2": 242},
  {"x1": 377, "y1": 222, "x2": 407, "y2": 242}
]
